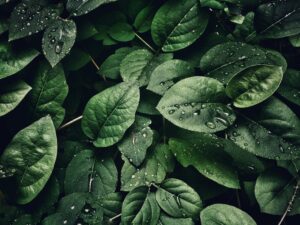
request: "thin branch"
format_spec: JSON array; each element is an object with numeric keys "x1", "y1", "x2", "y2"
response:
[
  {"x1": 57, "y1": 115, "x2": 83, "y2": 131},
  {"x1": 162, "y1": 117, "x2": 166, "y2": 144},
  {"x1": 278, "y1": 180, "x2": 300, "y2": 225},
  {"x1": 236, "y1": 190, "x2": 242, "y2": 209},
  {"x1": 134, "y1": 32, "x2": 156, "y2": 53},
  {"x1": 109, "y1": 213, "x2": 122, "y2": 222},
  {"x1": 90, "y1": 56, "x2": 107, "y2": 81}
]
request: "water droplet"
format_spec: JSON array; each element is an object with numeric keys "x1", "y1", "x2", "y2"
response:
[
  {"x1": 55, "y1": 42, "x2": 63, "y2": 54},
  {"x1": 193, "y1": 110, "x2": 200, "y2": 116},
  {"x1": 63, "y1": 220, "x2": 68, "y2": 224},
  {"x1": 168, "y1": 109, "x2": 175, "y2": 114},
  {"x1": 206, "y1": 122, "x2": 216, "y2": 129},
  {"x1": 279, "y1": 145, "x2": 284, "y2": 153}
]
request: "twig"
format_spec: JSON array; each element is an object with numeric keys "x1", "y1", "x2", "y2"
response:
[
  {"x1": 109, "y1": 213, "x2": 122, "y2": 222},
  {"x1": 57, "y1": 115, "x2": 83, "y2": 131},
  {"x1": 236, "y1": 190, "x2": 242, "y2": 209},
  {"x1": 278, "y1": 180, "x2": 300, "y2": 225},
  {"x1": 90, "y1": 56, "x2": 106, "y2": 81},
  {"x1": 134, "y1": 32, "x2": 156, "y2": 53}
]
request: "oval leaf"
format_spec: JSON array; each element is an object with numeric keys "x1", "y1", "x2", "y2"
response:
[
  {"x1": 1, "y1": 116, "x2": 57, "y2": 204},
  {"x1": 81, "y1": 82, "x2": 140, "y2": 147},
  {"x1": 157, "y1": 76, "x2": 236, "y2": 133}
]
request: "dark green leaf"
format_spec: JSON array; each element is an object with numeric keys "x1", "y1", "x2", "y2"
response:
[
  {"x1": 158, "y1": 213, "x2": 195, "y2": 225},
  {"x1": 108, "y1": 22, "x2": 135, "y2": 42},
  {"x1": 278, "y1": 69, "x2": 300, "y2": 106}
]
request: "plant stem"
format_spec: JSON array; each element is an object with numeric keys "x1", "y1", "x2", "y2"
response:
[
  {"x1": 109, "y1": 213, "x2": 122, "y2": 222},
  {"x1": 134, "y1": 32, "x2": 156, "y2": 53},
  {"x1": 278, "y1": 180, "x2": 300, "y2": 225},
  {"x1": 162, "y1": 117, "x2": 166, "y2": 144},
  {"x1": 57, "y1": 115, "x2": 83, "y2": 131},
  {"x1": 236, "y1": 190, "x2": 242, "y2": 209},
  {"x1": 90, "y1": 56, "x2": 106, "y2": 81}
]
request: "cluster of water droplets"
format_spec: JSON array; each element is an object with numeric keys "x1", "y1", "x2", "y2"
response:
[{"x1": 0, "y1": 164, "x2": 16, "y2": 179}]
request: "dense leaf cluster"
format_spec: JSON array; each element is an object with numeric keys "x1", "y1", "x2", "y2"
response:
[{"x1": 0, "y1": 0, "x2": 300, "y2": 224}]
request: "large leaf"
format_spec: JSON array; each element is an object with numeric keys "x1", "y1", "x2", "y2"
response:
[
  {"x1": 118, "y1": 116, "x2": 154, "y2": 167},
  {"x1": 156, "y1": 178, "x2": 202, "y2": 219},
  {"x1": 67, "y1": 0, "x2": 118, "y2": 16},
  {"x1": 64, "y1": 150, "x2": 118, "y2": 197},
  {"x1": 121, "y1": 186, "x2": 160, "y2": 225},
  {"x1": 147, "y1": 59, "x2": 194, "y2": 95},
  {"x1": 121, "y1": 144, "x2": 175, "y2": 191},
  {"x1": 226, "y1": 65, "x2": 283, "y2": 108},
  {"x1": 169, "y1": 137, "x2": 240, "y2": 189},
  {"x1": 81, "y1": 82, "x2": 140, "y2": 147},
  {"x1": 1, "y1": 116, "x2": 57, "y2": 204},
  {"x1": 277, "y1": 69, "x2": 300, "y2": 106},
  {"x1": 200, "y1": 42, "x2": 287, "y2": 84},
  {"x1": 42, "y1": 18, "x2": 77, "y2": 67},
  {"x1": 0, "y1": 43, "x2": 39, "y2": 79},
  {"x1": 27, "y1": 62, "x2": 68, "y2": 128},
  {"x1": 9, "y1": 0, "x2": 60, "y2": 41},
  {"x1": 227, "y1": 97, "x2": 300, "y2": 160},
  {"x1": 255, "y1": 167, "x2": 300, "y2": 215},
  {"x1": 255, "y1": 0, "x2": 300, "y2": 39},
  {"x1": 120, "y1": 49, "x2": 173, "y2": 86},
  {"x1": 200, "y1": 204, "x2": 257, "y2": 225},
  {"x1": 0, "y1": 80, "x2": 31, "y2": 117},
  {"x1": 157, "y1": 76, "x2": 236, "y2": 133},
  {"x1": 151, "y1": 0, "x2": 208, "y2": 52}
]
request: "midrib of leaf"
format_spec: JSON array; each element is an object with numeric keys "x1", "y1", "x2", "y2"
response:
[
  {"x1": 31, "y1": 72, "x2": 49, "y2": 116},
  {"x1": 260, "y1": 7, "x2": 300, "y2": 35},
  {"x1": 161, "y1": 3, "x2": 197, "y2": 48}
]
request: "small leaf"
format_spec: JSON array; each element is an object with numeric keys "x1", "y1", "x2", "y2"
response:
[
  {"x1": 108, "y1": 22, "x2": 135, "y2": 42},
  {"x1": 156, "y1": 178, "x2": 202, "y2": 219},
  {"x1": 0, "y1": 43, "x2": 39, "y2": 80},
  {"x1": 121, "y1": 186, "x2": 160, "y2": 225},
  {"x1": 64, "y1": 150, "x2": 118, "y2": 197},
  {"x1": 118, "y1": 116, "x2": 153, "y2": 167},
  {"x1": 255, "y1": 0, "x2": 300, "y2": 39},
  {"x1": 200, "y1": 204, "x2": 257, "y2": 225},
  {"x1": 289, "y1": 34, "x2": 300, "y2": 47},
  {"x1": 67, "y1": 0, "x2": 118, "y2": 16},
  {"x1": 1, "y1": 116, "x2": 57, "y2": 204},
  {"x1": 226, "y1": 65, "x2": 283, "y2": 108},
  {"x1": 63, "y1": 48, "x2": 90, "y2": 71},
  {"x1": 157, "y1": 76, "x2": 236, "y2": 133},
  {"x1": 99, "y1": 47, "x2": 139, "y2": 80},
  {"x1": 27, "y1": 62, "x2": 68, "y2": 128},
  {"x1": 120, "y1": 49, "x2": 173, "y2": 86},
  {"x1": 151, "y1": 0, "x2": 209, "y2": 52},
  {"x1": 42, "y1": 18, "x2": 76, "y2": 67},
  {"x1": 81, "y1": 82, "x2": 140, "y2": 147},
  {"x1": 255, "y1": 167, "x2": 300, "y2": 215},
  {"x1": 134, "y1": 4, "x2": 156, "y2": 33},
  {"x1": 200, "y1": 42, "x2": 287, "y2": 84},
  {"x1": 8, "y1": 0, "x2": 60, "y2": 41},
  {"x1": 169, "y1": 137, "x2": 240, "y2": 189},
  {"x1": 147, "y1": 59, "x2": 194, "y2": 95},
  {"x1": 277, "y1": 69, "x2": 300, "y2": 106},
  {"x1": 0, "y1": 80, "x2": 31, "y2": 117}
]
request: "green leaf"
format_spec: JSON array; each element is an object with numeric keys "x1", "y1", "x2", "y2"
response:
[
  {"x1": 151, "y1": 0, "x2": 209, "y2": 52},
  {"x1": 27, "y1": 62, "x2": 68, "y2": 128},
  {"x1": 67, "y1": 0, "x2": 118, "y2": 17},
  {"x1": 1, "y1": 116, "x2": 57, "y2": 204},
  {"x1": 157, "y1": 76, "x2": 236, "y2": 133},
  {"x1": 8, "y1": 1, "x2": 60, "y2": 41},
  {"x1": 200, "y1": 42, "x2": 287, "y2": 84},
  {"x1": 277, "y1": 69, "x2": 300, "y2": 106},
  {"x1": 121, "y1": 144, "x2": 175, "y2": 191},
  {"x1": 226, "y1": 65, "x2": 283, "y2": 108},
  {"x1": 118, "y1": 116, "x2": 153, "y2": 167},
  {"x1": 120, "y1": 49, "x2": 173, "y2": 86},
  {"x1": 63, "y1": 48, "x2": 90, "y2": 71},
  {"x1": 99, "y1": 47, "x2": 139, "y2": 80},
  {"x1": 0, "y1": 80, "x2": 31, "y2": 117},
  {"x1": 121, "y1": 186, "x2": 160, "y2": 225},
  {"x1": 81, "y1": 82, "x2": 140, "y2": 147},
  {"x1": 0, "y1": 43, "x2": 39, "y2": 80},
  {"x1": 200, "y1": 0, "x2": 225, "y2": 9},
  {"x1": 289, "y1": 34, "x2": 300, "y2": 47},
  {"x1": 158, "y1": 213, "x2": 195, "y2": 225},
  {"x1": 42, "y1": 18, "x2": 77, "y2": 67},
  {"x1": 200, "y1": 204, "x2": 257, "y2": 225},
  {"x1": 99, "y1": 192, "x2": 122, "y2": 222},
  {"x1": 227, "y1": 97, "x2": 300, "y2": 160},
  {"x1": 108, "y1": 22, "x2": 135, "y2": 42},
  {"x1": 65, "y1": 149, "x2": 118, "y2": 197},
  {"x1": 255, "y1": 167, "x2": 300, "y2": 215},
  {"x1": 133, "y1": 4, "x2": 156, "y2": 33},
  {"x1": 156, "y1": 178, "x2": 202, "y2": 219},
  {"x1": 255, "y1": 0, "x2": 300, "y2": 39},
  {"x1": 169, "y1": 137, "x2": 240, "y2": 189},
  {"x1": 147, "y1": 59, "x2": 194, "y2": 95},
  {"x1": 137, "y1": 90, "x2": 160, "y2": 115}
]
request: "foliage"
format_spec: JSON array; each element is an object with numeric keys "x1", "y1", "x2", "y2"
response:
[{"x1": 0, "y1": 0, "x2": 300, "y2": 224}]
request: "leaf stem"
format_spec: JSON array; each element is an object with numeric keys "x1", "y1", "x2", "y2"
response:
[
  {"x1": 134, "y1": 32, "x2": 156, "y2": 53},
  {"x1": 278, "y1": 180, "x2": 300, "y2": 225},
  {"x1": 109, "y1": 213, "x2": 122, "y2": 222},
  {"x1": 57, "y1": 115, "x2": 83, "y2": 131},
  {"x1": 90, "y1": 56, "x2": 106, "y2": 81}
]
